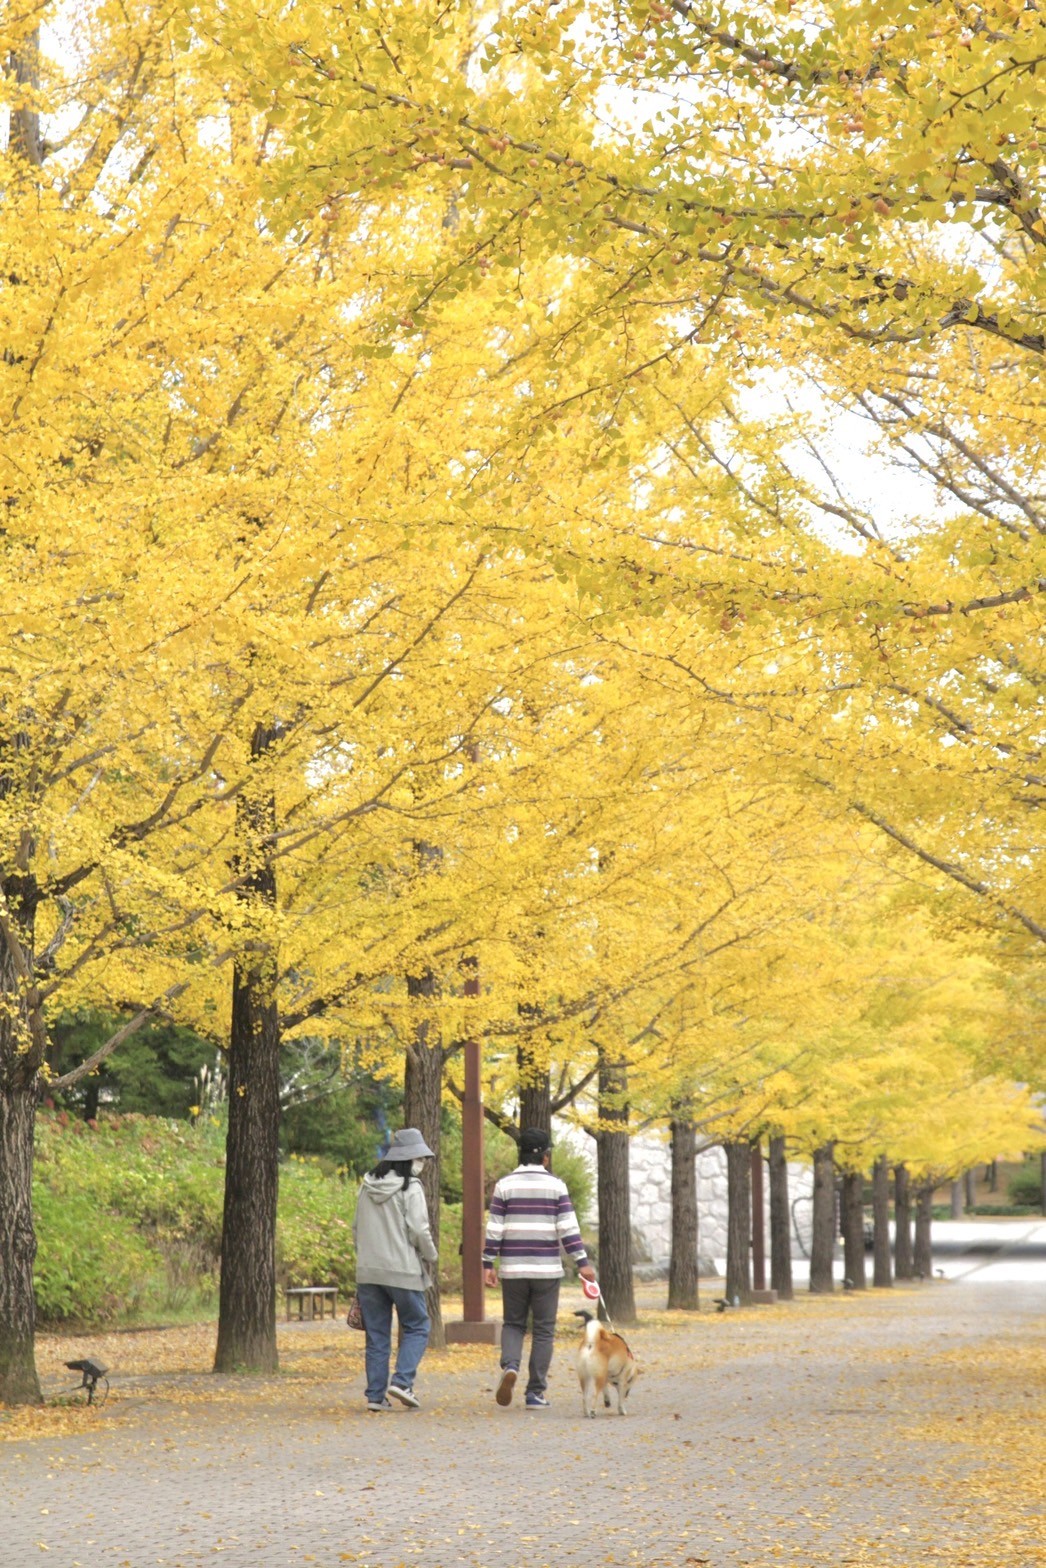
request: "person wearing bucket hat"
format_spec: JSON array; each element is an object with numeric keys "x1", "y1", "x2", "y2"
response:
[
  {"x1": 482, "y1": 1128, "x2": 596, "y2": 1408},
  {"x1": 353, "y1": 1128, "x2": 438, "y2": 1412}
]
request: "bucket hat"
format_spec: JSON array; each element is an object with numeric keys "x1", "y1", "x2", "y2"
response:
[{"x1": 385, "y1": 1127, "x2": 436, "y2": 1161}]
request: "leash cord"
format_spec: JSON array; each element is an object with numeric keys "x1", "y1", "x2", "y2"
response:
[{"x1": 596, "y1": 1285, "x2": 617, "y2": 1337}]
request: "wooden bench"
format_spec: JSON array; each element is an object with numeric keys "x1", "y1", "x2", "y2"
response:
[{"x1": 285, "y1": 1285, "x2": 338, "y2": 1321}]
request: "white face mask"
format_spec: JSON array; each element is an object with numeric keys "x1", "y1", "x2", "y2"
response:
[{"x1": 411, "y1": 1158, "x2": 427, "y2": 1176}]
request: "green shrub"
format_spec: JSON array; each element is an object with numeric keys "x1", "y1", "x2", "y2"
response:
[
  {"x1": 438, "y1": 1200, "x2": 462, "y2": 1292},
  {"x1": 277, "y1": 1155, "x2": 357, "y2": 1290},
  {"x1": 31, "y1": 1107, "x2": 598, "y2": 1327},
  {"x1": 549, "y1": 1139, "x2": 595, "y2": 1227},
  {"x1": 34, "y1": 1112, "x2": 228, "y2": 1324},
  {"x1": 967, "y1": 1203, "x2": 1038, "y2": 1216},
  {"x1": 1007, "y1": 1165, "x2": 1043, "y2": 1208},
  {"x1": 36, "y1": 1110, "x2": 226, "y2": 1256},
  {"x1": 34, "y1": 1183, "x2": 159, "y2": 1324}
]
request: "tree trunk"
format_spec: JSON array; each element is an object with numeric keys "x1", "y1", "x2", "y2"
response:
[
  {"x1": 0, "y1": 852, "x2": 44, "y2": 1405},
  {"x1": 840, "y1": 1169, "x2": 866, "y2": 1289},
  {"x1": 894, "y1": 1163, "x2": 914, "y2": 1279},
  {"x1": 913, "y1": 1182, "x2": 934, "y2": 1278},
  {"x1": 10, "y1": 29, "x2": 43, "y2": 167},
  {"x1": 724, "y1": 1140, "x2": 752, "y2": 1305},
  {"x1": 213, "y1": 957, "x2": 282, "y2": 1373},
  {"x1": 1041, "y1": 1151, "x2": 1046, "y2": 1218},
  {"x1": 0, "y1": 1082, "x2": 42, "y2": 1404},
  {"x1": 964, "y1": 1168, "x2": 976, "y2": 1210},
  {"x1": 872, "y1": 1155, "x2": 892, "y2": 1288},
  {"x1": 987, "y1": 1159, "x2": 997, "y2": 1193},
  {"x1": 403, "y1": 978, "x2": 445, "y2": 1349},
  {"x1": 215, "y1": 724, "x2": 282, "y2": 1375},
  {"x1": 668, "y1": 1117, "x2": 699, "y2": 1310},
  {"x1": 750, "y1": 1144, "x2": 766, "y2": 1291},
  {"x1": 401, "y1": 840, "x2": 446, "y2": 1345},
  {"x1": 596, "y1": 1053, "x2": 635, "y2": 1325},
  {"x1": 768, "y1": 1134, "x2": 793, "y2": 1300},
  {"x1": 517, "y1": 1042, "x2": 551, "y2": 1141},
  {"x1": 950, "y1": 1179, "x2": 964, "y2": 1219},
  {"x1": 809, "y1": 1142, "x2": 836, "y2": 1293}
]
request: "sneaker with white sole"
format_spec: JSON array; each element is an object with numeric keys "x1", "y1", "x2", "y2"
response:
[
  {"x1": 387, "y1": 1384, "x2": 420, "y2": 1410},
  {"x1": 495, "y1": 1367, "x2": 518, "y2": 1407},
  {"x1": 366, "y1": 1398, "x2": 393, "y2": 1412},
  {"x1": 525, "y1": 1392, "x2": 550, "y2": 1408}
]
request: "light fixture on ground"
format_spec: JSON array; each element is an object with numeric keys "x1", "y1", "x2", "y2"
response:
[{"x1": 65, "y1": 1358, "x2": 109, "y2": 1404}]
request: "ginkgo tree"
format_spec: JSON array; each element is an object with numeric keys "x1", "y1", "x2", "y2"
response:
[
  {"x1": 4, "y1": 0, "x2": 1042, "y2": 1414},
  {"x1": 746, "y1": 898, "x2": 1045, "y2": 1292},
  {"x1": 191, "y1": 0, "x2": 1045, "y2": 359},
  {"x1": 1, "y1": 0, "x2": 546, "y2": 1391},
  {"x1": 2, "y1": 0, "x2": 767, "y2": 1385},
  {"x1": 193, "y1": 0, "x2": 1043, "y2": 959},
  {"x1": 754, "y1": 317, "x2": 1045, "y2": 967}
]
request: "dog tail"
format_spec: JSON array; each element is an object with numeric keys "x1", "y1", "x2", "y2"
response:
[{"x1": 583, "y1": 1317, "x2": 608, "y2": 1351}]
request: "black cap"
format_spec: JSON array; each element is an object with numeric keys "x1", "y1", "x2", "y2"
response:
[{"x1": 519, "y1": 1127, "x2": 552, "y2": 1158}]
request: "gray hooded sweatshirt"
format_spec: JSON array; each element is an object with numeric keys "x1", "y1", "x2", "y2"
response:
[{"x1": 353, "y1": 1173, "x2": 438, "y2": 1291}]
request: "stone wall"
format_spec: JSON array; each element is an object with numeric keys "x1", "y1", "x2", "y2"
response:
[
  {"x1": 631, "y1": 1136, "x2": 814, "y2": 1270},
  {"x1": 563, "y1": 1127, "x2": 814, "y2": 1274}
]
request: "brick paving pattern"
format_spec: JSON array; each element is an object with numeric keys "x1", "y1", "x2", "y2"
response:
[{"x1": 2, "y1": 1281, "x2": 1042, "y2": 1568}]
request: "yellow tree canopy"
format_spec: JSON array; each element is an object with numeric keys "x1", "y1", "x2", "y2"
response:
[{"x1": 5, "y1": 0, "x2": 1039, "y2": 1122}]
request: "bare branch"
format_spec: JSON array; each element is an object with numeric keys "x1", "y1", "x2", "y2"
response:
[{"x1": 48, "y1": 981, "x2": 191, "y2": 1091}]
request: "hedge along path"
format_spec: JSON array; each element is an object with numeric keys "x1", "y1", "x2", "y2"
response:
[{"x1": 1, "y1": 1283, "x2": 1043, "y2": 1568}]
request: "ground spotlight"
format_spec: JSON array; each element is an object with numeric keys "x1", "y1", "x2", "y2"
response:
[{"x1": 65, "y1": 1358, "x2": 109, "y2": 1405}]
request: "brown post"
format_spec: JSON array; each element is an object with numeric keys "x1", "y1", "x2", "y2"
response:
[
  {"x1": 445, "y1": 962, "x2": 498, "y2": 1344},
  {"x1": 461, "y1": 965, "x2": 484, "y2": 1322},
  {"x1": 751, "y1": 1145, "x2": 766, "y2": 1292}
]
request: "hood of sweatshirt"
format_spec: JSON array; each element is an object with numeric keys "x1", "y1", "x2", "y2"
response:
[{"x1": 360, "y1": 1172, "x2": 410, "y2": 1205}]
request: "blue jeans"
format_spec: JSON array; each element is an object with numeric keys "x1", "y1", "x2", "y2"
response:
[{"x1": 356, "y1": 1283, "x2": 431, "y2": 1402}]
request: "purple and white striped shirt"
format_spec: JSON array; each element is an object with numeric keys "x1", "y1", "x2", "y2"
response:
[{"x1": 482, "y1": 1164, "x2": 589, "y2": 1279}]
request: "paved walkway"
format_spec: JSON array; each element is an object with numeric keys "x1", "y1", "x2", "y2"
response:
[{"x1": 2, "y1": 1279, "x2": 1043, "y2": 1568}]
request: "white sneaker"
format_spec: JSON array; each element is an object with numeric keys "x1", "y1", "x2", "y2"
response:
[{"x1": 388, "y1": 1384, "x2": 420, "y2": 1410}]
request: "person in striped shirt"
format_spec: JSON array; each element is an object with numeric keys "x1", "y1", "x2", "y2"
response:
[{"x1": 483, "y1": 1127, "x2": 596, "y2": 1409}]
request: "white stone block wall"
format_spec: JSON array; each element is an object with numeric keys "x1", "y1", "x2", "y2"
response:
[{"x1": 560, "y1": 1122, "x2": 814, "y2": 1269}]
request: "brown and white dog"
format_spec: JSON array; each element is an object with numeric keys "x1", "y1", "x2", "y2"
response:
[{"x1": 574, "y1": 1309, "x2": 638, "y2": 1418}]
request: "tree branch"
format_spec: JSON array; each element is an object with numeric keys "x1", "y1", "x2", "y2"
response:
[
  {"x1": 48, "y1": 980, "x2": 190, "y2": 1091},
  {"x1": 851, "y1": 800, "x2": 1046, "y2": 945}
]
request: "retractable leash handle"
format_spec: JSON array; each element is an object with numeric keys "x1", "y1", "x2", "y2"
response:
[{"x1": 581, "y1": 1272, "x2": 617, "y2": 1335}]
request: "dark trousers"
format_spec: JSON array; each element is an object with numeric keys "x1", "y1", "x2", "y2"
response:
[{"x1": 500, "y1": 1276, "x2": 560, "y2": 1396}]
